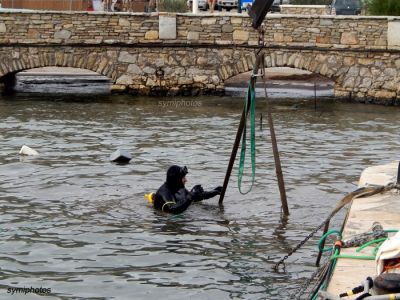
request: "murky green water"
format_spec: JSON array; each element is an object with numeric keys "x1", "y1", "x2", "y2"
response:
[{"x1": 0, "y1": 94, "x2": 399, "y2": 300}]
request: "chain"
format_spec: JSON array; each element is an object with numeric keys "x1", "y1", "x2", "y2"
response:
[
  {"x1": 272, "y1": 183, "x2": 399, "y2": 270},
  {"x1": 273, "y1": 217, "x2": 330, "y2": 271},
  {"x1": 273, "y1": 184, "x2": 400, "y2": 297},
  {"x1": 257, "y1": 26, "x2": 265, "y2": 56},
  {"x1": 257, "y1": 26, "x2": 265, "y2": 46},
  {"x1": 292, "y1": 257, "x2": 331, "y2": 300}
]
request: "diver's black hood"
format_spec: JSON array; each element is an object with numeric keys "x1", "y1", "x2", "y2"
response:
[{"x1": 166, "y1": 165, "x2": 188, "y2": 192}]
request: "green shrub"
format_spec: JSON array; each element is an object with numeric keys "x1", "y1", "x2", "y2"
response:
[
  {"x1": 159, "y1": 0, "x2": 188, "y2": 12},
  {"x1": 290, "y1": 0, "x2": 331, "y2": 4},
  {"x1": 364, "y1": 0, "x2": 400, "y2": 16}
]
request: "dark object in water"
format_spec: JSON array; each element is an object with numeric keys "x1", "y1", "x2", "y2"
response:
[
  {"x1": 374, "y1": 273, "x2": 400, "y2": 294},
  {"x1": 248, "y1": 0, "x2": 275, "y2": 29},
  {"x1": 110, "y1": 149, "x2": 132, "y2": 163}
]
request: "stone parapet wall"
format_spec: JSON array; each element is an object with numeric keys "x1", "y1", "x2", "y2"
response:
[
  {"x1": 0, "y1": 11, "x2": 158, "y2": 44},
  {"x1": 0, "y1": 11, "x2": 397, "y2": 49},
  {"x1": 280, "y1": 5, "x2": 332, "y2": 15}
]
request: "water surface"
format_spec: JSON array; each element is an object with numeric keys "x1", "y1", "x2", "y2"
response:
[{"x1": 0, "y1": 94, "x2": 399, "y2": 299}]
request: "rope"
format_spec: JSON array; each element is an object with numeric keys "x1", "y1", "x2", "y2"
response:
[
  {"x1": 311, "y1": 248, "x2": 339, "y2": 300},
  {"x1": 237, "y1": 75, "x2": 257, "y2": 195}
]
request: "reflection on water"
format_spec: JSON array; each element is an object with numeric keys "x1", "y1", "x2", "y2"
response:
[{"x1": 0, "y1": 94, "x2": 399, "y2": 299}]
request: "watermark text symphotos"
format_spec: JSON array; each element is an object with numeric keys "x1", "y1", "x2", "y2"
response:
[
  {"x1": 158, "y1": 100, "x2": 202, "y2": 108},
  {"x1": 7, "y1": 286, "x2": 51, "y2": 296}
]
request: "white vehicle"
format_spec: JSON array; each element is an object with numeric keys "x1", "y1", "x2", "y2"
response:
[
  {"x1": 217, "y1": 0, "x2": 238, "y2": 11},
  {"x1": 187, "y1": 0, "x2": 208, "y2": 11}
]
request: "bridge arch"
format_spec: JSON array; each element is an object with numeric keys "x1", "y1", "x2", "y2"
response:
[
  {"x1": 0, "y1": 49, "x2": 118, "y2": 82},
  {"x1": 219, "y1": 51, "x2": 347, "y2": 92},
  {"x1": 1, "y1": 46, "x2": 396, "y2": 101},
  {"x1": 0, "y1": 11, "x2": 397, "y2": 101}
]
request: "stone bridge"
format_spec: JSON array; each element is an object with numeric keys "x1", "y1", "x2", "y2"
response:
[{"x1": 0, "y1": 10, "x2": 400, "y2": 102}]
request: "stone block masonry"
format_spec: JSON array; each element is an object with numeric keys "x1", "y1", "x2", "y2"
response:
[
  {"x1": 280, "y1": 5, "x2": 332, "y2": 15},
  {"x1": 0, "y1": 10, "x2": 399, "y2": 102}
]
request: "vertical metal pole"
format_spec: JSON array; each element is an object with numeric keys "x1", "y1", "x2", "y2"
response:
[
  {"x1": 219, "y1": 107, "x2": 247, "y2": 205},
  {"x1": 237, "y1": 0, "x2": 241, "y2": 13},
  {"x1": 315, "y1": 220, "x2": 330, "y2": 266},
  {"x1": 314, "y1": 80, "x2": 317, "y2": 111},
  {"x1": 397, "y1": 161, "x2": 400, "y2": 185},
  {"x1": 261, "y1": 53, "x2": 289, "y2": 216}
]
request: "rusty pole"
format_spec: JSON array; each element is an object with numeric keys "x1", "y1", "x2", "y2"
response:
[{"x1": 260, "y1": 53, "x2": 289, "y2": 215}]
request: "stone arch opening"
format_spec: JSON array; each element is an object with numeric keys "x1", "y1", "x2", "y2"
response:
[
  {"x1": 218, "y1": 51, "x2": 343, "y2": 98},
  {"x1": 10, "y1": 67, "x2": 112, "y2": 95},
  {"x1": 0, "y1": 50, "x2": 117, "y2": 95},
  {"x1": 224, "y1": 67, "x2": 335, "y2": 99}
]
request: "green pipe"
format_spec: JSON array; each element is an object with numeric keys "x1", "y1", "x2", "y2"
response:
[
  {"x1": 331, "y1": 254, "x2": 376, "y2": 260},
  {"x1": 318, "y1": 229, "x2": 342, "y2": 252},
  {"x1": 356, "y1": 237, "x2": 388, "y2": 252},
  {"x1": 373, "y1": 241, "x2": 385, "y2": 255}
]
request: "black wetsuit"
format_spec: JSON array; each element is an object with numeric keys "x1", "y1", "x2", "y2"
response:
[{"x1": 154, "y1": 165, "x2": 221, "y2": 214}]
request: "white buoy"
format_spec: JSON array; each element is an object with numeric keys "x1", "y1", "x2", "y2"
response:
[
  {"x1": 110, "y1": 149, "x2": 131, "y2": 163},
  {"x1": 19, "y1": 145, "x2": 39, "y2": 156}
]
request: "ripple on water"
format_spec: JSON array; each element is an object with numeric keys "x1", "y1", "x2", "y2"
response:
[{"x1": 0, "y1": 96, "x2": 399, "y2": 299}]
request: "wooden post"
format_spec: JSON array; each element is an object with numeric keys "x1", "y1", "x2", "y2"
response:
[
  {"x1": 397, "y1": 161, "x2": 400, "y2": 185},
  {"x1": 218, "y1": 107, "x2": 247, "y2": 205},
  {"x1": 314, "y1": 80, "x2": 317, "y2": 111},
  {"x1": 260, "y1": 53, "x2": 289, "y2": 215},
  {"x1": 315, "y1": 220, "x2": 330, "y2": 266}
]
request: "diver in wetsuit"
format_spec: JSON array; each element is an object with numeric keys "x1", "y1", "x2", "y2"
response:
[{"x1": 154, "y1": 165, "x2": 222, "y2": 214}]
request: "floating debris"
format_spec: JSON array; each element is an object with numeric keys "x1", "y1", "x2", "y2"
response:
[
  {"x1": 110, "y1": 149, "x2": 132, "y2": 163},
  {"x1": 19, "y1": 145, "x2": 39, "y2": 156}
]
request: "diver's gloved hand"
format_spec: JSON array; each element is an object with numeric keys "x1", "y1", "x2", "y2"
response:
[
  {"x1": 190, "y1": 185, "x2": 204, "y2": 202},
  {"x1": 191, "y1": 184, "x2": 204, "y2": 194},
  {"x1": 213, "y1": 186, "x2": 223, "y2": 194},
  {"x1": 191, "y1": 185, "x2": 222, "y2": 201}
]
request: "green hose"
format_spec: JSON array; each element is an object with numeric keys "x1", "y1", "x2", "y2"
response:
[
  {"x1": 329, "y1": 230, "x2": 400, "y2": 260},
  {"x1": 331, "y1": 253, "x2": 376, "y2": 260},
  {"x1": 318, "y1": 229, "x2": 342, "y2": 252},
  {"x1": 238, "y1": 79, "x2": 256, "y2": 195},
  {"x1": 373, "y1": 241, "x2": 385, "y2": 255},
  {"x1": 311, "y1": 227, "x2": 399, "y2": 298},
  {"x1": 356, "y1": 237, "x2": 388, "y2": 252}
]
